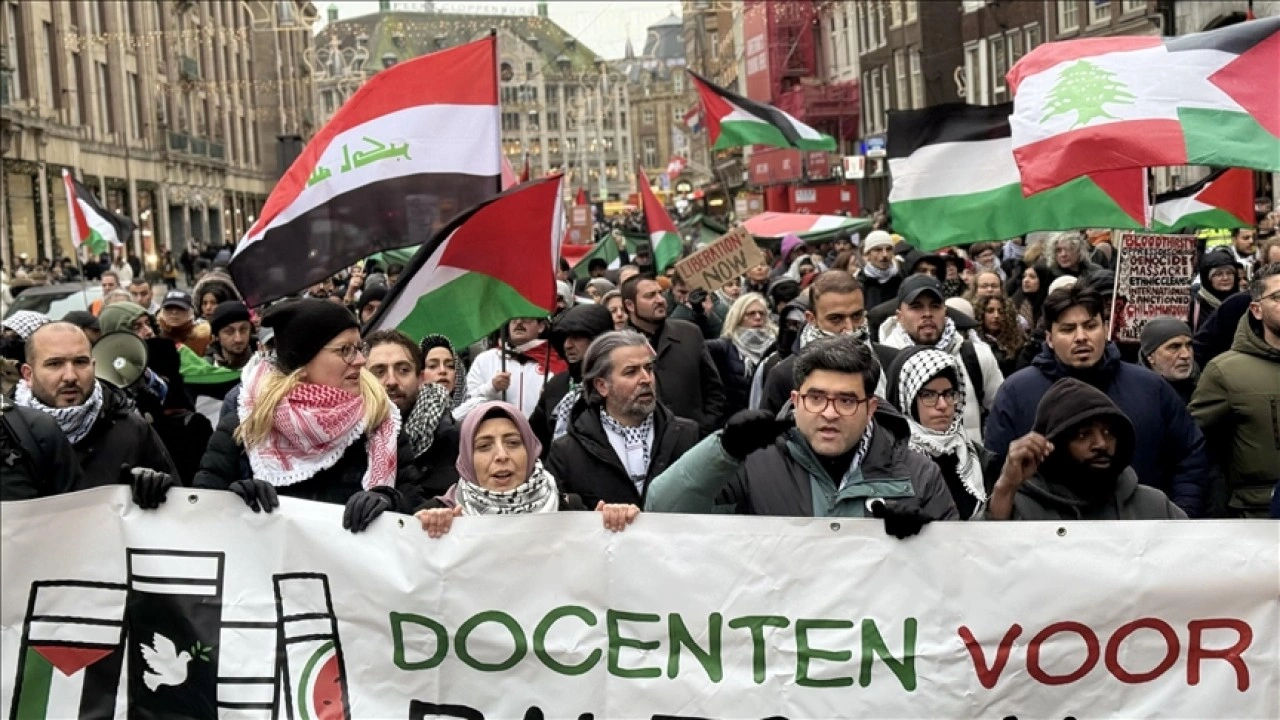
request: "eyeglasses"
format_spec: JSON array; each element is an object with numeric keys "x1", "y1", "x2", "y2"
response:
[
  {"x1": 744, "y1": 310, "x2": 768, "y2": 319},
  {"x1": 799, "y1": 391, "x2": 868, "y2": 417},
  {"x1": 917, "y1": 388, "x2": 959, "y2": 407},
  {"x1": 325, "y1": 344, "x2": 364, "y2": 364},
  {"x1": 1258, "y1": 290, "x2": 1280, "y2": 304}
]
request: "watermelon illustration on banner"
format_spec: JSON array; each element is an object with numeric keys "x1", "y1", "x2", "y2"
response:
[
  {"x1": 637, "y1": 167, "x2": 682, "y2": 272},
  {"x1": 61, "y1": 169, "x2": 136, "y2": 256},
  {"x1": 275, "y1": 574, "x2": 351, "y2": 720}
]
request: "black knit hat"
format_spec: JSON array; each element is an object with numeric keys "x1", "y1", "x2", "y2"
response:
[
  {"x1": 261, "y1": 299, "x2": 358, "y2": 373},
  {"x1": 356, "y1": 285, "x2": 388, "y2": 312},
  {"x1": 209, "y1": 301, "x2": 252, "y2": 336}
]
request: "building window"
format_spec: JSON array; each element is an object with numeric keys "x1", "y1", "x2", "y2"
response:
[
  {"x1": 1122, "y1": 0, "x2": 1147, "y2": 13},
  {"x1": 642, "y1": 137, "x2": 657, "y2": 168},
  {"x1": 73, "y1": 54, "x2": 86, "y2": 123},
  {"x1": 546, "y1": 84, "x2": 557, "y2": 103},
  {"x1": 547, "y1": 111, "x2": 559, "y2": 130},
  {"x1": 42, "y1": 20, "x2": 60, "y2": 108},
  {"x1": 889, "y1": 0, "x2": 903, "y2": 28},
  {"x1": 905, "y1": 0, "x2": 918, "y2": 23},
  {"x1": 841, "y1": 6, "x2": 852, "y2": 63},
  {"x1": 910, "y1": 48, "x2": 924, "y2": 107},
  {"x1": 1006, "y1": 29, "x2": 1025, "y2": 68},
  {"x1": 1025, "y1": 23, "x2": 1042, "y2": 52},
  {"x1": 1091, "y1": 0, "x2": 1112, "y2": 25},
  {"x1": 855, "y1": 4, "x2": 868, "y2": 57},
  {"x1": 673, "y1": 72, "x2": 683, "y2": 93},
  {"x1": 620, "y1": 111, "x2": 626, "y2": 130},
  {"x1": 990, "y1": 34, "x2": 1008, "y2": 99},
  {"x1": 875, "y1": 3, "x2": 887, "y2": 48},
  {"x1": 869, "y1": 68, "x2": 883, "y2": 133},
  {"x1": 1058, "y1": 0, "x2": 1080, "y2": 33},
  {"x1": 6, "y1": 2, "x2": 23, "y2": 100},
  {"x1": 962, "y1": 0, "x2": 986, "y2": 12},
  {"x1": 96, "y1": 62, "x2": 114, "y2": 133},
  {"x1": 880, "y1": 66, "x2": 891, "y2": 127},
  {"x1": 672, "y1": 105, "x2": 683, "y2": 123},
  {"x1": 963, "y1": 42, "x2": 981, "y2": 104},
  {"x1": 128, "y1": 72, "x2": 142, "y2": 138},
  {"x1": 642, "y1": 106, "x2": 655, "y2": 125},
  {"x1": 893, "y1": 50, "x2": 907, "y2": 110}
]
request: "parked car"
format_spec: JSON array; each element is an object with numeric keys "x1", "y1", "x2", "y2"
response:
[{"x1": 4, "y1": 284, "x2": 104, "y2": 321}]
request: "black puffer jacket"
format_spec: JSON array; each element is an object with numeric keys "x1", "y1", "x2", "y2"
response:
[
  {"x1": 0, "y1": 396, "x2": 86, "y2": 500},
  {"x1": 76, "y1": 382, "x2": 180, "y2": 486}
]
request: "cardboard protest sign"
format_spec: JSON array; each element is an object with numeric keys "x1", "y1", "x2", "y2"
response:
[
  {"x1": 674, "y1": 226, "x2": 765, "y2": 292},
  {"x1": 1111, "y1": 232, "x2": 1198, "y2": 344}
]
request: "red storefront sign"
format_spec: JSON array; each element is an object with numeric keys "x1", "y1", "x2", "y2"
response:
[
  {"x1": 806, "y1": 152, "x2": 833, "y2": 180},
  {"x1": 749, "y1": 148, "x2": 803, "y2": 186}
]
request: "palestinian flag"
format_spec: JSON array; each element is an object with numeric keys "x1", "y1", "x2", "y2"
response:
[
  {"x1": 688, "y1": 71, "x2": 836, "y2": 152},
  {"x1": 637, "y1": 168, "x2": 683, "y2": 272},
  {"x1": 229, "y1": 35, "x2": 501, "y2": 306},
  {"x1": 61, "y1": 169, "x2": 135, "y2": 256},
  {"x1": 365, "y1": 175, "x2": 564, "y2": 348},
  {"x1": 570, "y1": 236, "x2": 622, "y2": 279},
  {"x1": 1151, "y1": 168, "x2": 1255, "y2": 233},
  {"x1": 888, "y1": 104, "x2": 1146, "y2": 250},
  {"x1": 1008, "y1": 16, "x2": 1280, "y2": 194}
]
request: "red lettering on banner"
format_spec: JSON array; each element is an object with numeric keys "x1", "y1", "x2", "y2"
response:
[
  {"x1": 1027, "y1": 621, "x2": 1100, "y2": 685},
  {"x1": 958, "y1": 624, "x2": 1022, "y2": 689},
  {"x1": 1104, "y1": 618, "x2": 1180, "y2": 684},
  {"x1": 1188, "y1": 619, "x2": 1252, "y2": 691}
]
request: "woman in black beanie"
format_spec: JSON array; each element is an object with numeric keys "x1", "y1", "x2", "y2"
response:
[{"x1": 194, "y1": 299, "x2": 412, "y2": 532}]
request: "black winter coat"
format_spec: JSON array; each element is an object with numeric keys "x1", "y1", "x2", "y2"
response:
[
  {"x1": 645, "y1": 318, "x2": 726, "y2": 436},
  {"x1": 399, "y1": 415, "x2": 462, "y2": 510},
  {"x1": 761, "y1": 343, "x2": 900, "y2": 416},
  {"x1": 546, "y1": 401, "x2": 699, "y2": 507},
  {"x1": 0, "y1": 398, "x2": 85, "y2": 500},
  {"x1": 75, "y1": 383, "x2": 180, "y2": 486},
  {"x1": 706, "y1": 339, "x2": 760, "y2": 418},
  {"x1": 858, "y1": 272, "x2": 903, "y2": 311},
  {"x1": 528, "y1": 372, "x2": 572, "y2": 456}
]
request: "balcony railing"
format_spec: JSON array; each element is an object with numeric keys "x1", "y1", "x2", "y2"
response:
[
  {"x1": 777, "y1": 81, "x2": 859, "y2": 122},
  {"x1": 190, "y1": 137, "x2": 208, "y2": 155},
  {"x1": 210, "y1": 142, "x2": 225, "y2": 160},
  {"x1": 169, "y1": 132, "x2": 189, "y2": 151}
]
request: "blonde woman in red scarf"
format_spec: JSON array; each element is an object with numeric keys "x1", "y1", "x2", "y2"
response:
[{"x1": 194, "y1": 299, "x2": 412, "y2": 532}]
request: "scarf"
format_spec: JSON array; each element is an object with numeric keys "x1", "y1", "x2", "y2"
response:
[
  {"x1": 887, "y1": 317, "x2": 959, "y2": 353},
  {"x1": 896, "y1": 350, "x2": 986, "y2": 503},
  {"x1": 403, "y1": 382, "x2": 451, "y2": 458},
  {"x1": 550, "y1": 382, "x2": 582, "y2": 441},
  {"x1": 940, "y1": 278, "x2": 967, "y2": 299},
  {"x1": 14, "y1": 380, "x2": 104, "y2": 445},
  {"x1": 238, "y1": 359, "x2": 400, "y2": 489},
  {"x1": 454, "y1": 460, "x2": 560, "y2": 515},
  {"x1": 1196, "y1": 285, "x2": 1225, "y2": 311},
  {"x1": 504, "y1": 339, "x2": 568, "y2": 377},
  {"x1": 600, "y1": 410, "x2": 655, "y2": 493},
  {"x1": 799, "y1": 321, "x2": 870, "y2": 350},
  {"x1": 861, "y1": 262, "x2": 899, "y2": 283},
  {"x1": 732, "y1": 328, "x2": 776, "y2": 375}
]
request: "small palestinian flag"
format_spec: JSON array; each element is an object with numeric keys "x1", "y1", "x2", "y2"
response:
[
  {"x1": 365, "y1": 175, "x2": 565, "y2": 348},
  {"x1": 1008, "y1": 16, "x2": 1280, "y2": 194},
  {"x1": 61, "y1": 169, "x2": 135, "y2": 256},
  {"x1": 570, "y1": 236, "x2": 622, "y2": 279},
  {"x1": 1151, "y1": 168, "x2": 1255, "y2": 233},
  {"x1": 688, "y1": 71, "x2": 835, "y2": 152},
  {"x1": 637, "y1": 168, "x2": 683, "y2": 272},
  {"x1": 275, "y1": 574, "x2": 351, "y2": 720},
  {"x1": 888, "y1": 103, "x2": 1146, "y2": 250},
  {"x1": 229, "y1": 35, "x2": 501, "y2": 306}
]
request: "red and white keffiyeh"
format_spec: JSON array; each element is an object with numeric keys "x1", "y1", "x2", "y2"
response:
[{"x1": 238, "y1": 357, "x2": 400, "y2": 489}]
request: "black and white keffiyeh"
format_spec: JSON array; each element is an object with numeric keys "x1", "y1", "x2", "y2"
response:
[
  {"x1": 799, "y1": 321, "x2": 870, "y2": 350},
  {"x1": 895, "y1": 349, "x2": 985, "y2": 504},
  {"x1": 887, "y1": 316, "x2": 959, "y2": 353},
  {"x1": 14, "y1": 379, "x2": 104, "y2": 445},
  {"x1": 550, "y1": 382, "x2": 582, "y2": 441},
  {"x1": 600, "y1": 410, "x2": 655, "y2": 493},
  {"x1": 455, "y1": 460, "x2": 560, "y2": 515},
  {"x1": 2, "y1": 311, "x2": 50, "y2": 340},
  {"x1": 403, "y1": 381, "x2": 451, "y2": 458}
]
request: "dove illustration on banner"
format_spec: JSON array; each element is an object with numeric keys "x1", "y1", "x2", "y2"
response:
[{"x1": 140, "y1": 632, "x2": 192, "y2": 691}]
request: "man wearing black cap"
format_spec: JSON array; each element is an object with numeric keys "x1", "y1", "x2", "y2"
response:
[
  {"x1": 878, "y1": 275, "x2": 1004, "y2": 443},
  {"x1": 356, "y1": 285, "x2": 388, "y2": 326},
  {"x1": 158, "y1": 290, "x2": 212, "y2": 357},
  {"x1": 1138, "y1": 317, "x2": 1197, "y2": 404},
  {"x1": 206, "y1": 301, "x2": 256, "y2": 371},
  {"x1": 980, "y1": 378, "x2": 1185, "y2": 521}
]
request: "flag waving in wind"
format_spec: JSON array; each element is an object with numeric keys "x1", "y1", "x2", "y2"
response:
[
  {"x1": 61, "y1": 170, "x2": 135, "y2": 256},
  {"x1": 229, "y1": 35, "x2": 501, "y2": 306},
  {"x1": 1008, "y1": 16, "x2": 1280, "y2": 194},
  {"x1": 637, "y1": 168, "x2": 683, "y2": 273},
  {"x1": 1151, "y1": 168, "x2": 1255, "y2": 233},
  {"x1": 688, "y1": 71, "x2": 835, "y2": 152},
  {"x1": 365, "y1": 175, "x2": 565, "y2": 349}
]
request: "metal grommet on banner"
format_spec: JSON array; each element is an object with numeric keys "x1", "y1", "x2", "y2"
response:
[
  {"x1": 1057, "y1": 527, "x2": 1067, "y2": 537},
  {"x1": 398, "y1": 518, "x2": 405, "y2": 528},
  {"x1": 188, "y1": 494, "x2": 199, "y2": 504},
  {"x1": 829, "y1": 522, "x2": 841, "y2": 532}
]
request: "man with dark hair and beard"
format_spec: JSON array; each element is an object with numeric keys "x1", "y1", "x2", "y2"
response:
[
  {"x1": 529, "y1": 303, "x2": 616, "y2": 453},
  {"x1": 981, "y1": 378, "x2": 1185, "y2": 521}
]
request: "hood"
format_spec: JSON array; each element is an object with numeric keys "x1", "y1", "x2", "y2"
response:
[
  {"x1": 1020, "y1": 466, "x2": 1142, "y2": 516},
  {"x1": 1031, "y1": 377, "x2": 1135, "y2": 481},
  {"x1": 883, "y1": 345, "x2": 961, "y2": 413},
  {"x1": 1197, "y1": 251, "x2": 1241, "y2": 300},
  {"x1": 550, "y1": 304, "x2": 614, "y2": 362},
  {"x1": 1231, "y1": 312, "x2": 1280, "y2": 361},
  {"x1": 192, "y1": 273, "x2": 242, "y2": 306},
  {"x1": 1030, "y1": 338, "x2": 1122, "y2": 382},
  {"x1": 898, "y1": 248, "x2": 941, "y2": 276},
  {"x1": 780, "y1": 234, "x2": 807, "y2": 261}
]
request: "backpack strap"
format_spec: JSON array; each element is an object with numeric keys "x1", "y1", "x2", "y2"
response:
[{"x1": 959, "y1": 340, "x2": 986, "y2": 408}]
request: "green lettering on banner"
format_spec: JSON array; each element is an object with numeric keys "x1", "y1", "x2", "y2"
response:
[
  {"x1": 795, "y1": 618, "x2": 855, "y2": 688},
  {"x1": 667, "y1": 612, "x2": 724, "y2": 682},
  {"x1": 390, "y1": 612, "x2": 449, "y2": 671},
  {"x1": 728, "y1": 615, "x2": 790, "y2": 684},
  {"x1": 860, "y1": 618, "x2": 918, "y2": 691},
  {"x1": 455, "y1": 611, "x2": 527, "y2": 672},
  {"x1": 607, "y1": 609, "x2": 662, "y2": 679},
  {"x1": 533, "y1": 605, "x2": 602, "y2": 676}
]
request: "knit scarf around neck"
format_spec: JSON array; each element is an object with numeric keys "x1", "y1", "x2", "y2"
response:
[
  {"x1": 861, "y1": 262, "x2": 899, "y2": 283},
  {"x1": 14, "y1": 380, "x2": 104, "y2": 445},
  {"x1": 238, "y1": 359, "x2": 400, "y2": 489},
  {"x1": 454, "y1": 459, "x2": 560, "y2": 515},
  {"x1": 799, "y1": 321, "x2": 870, "y2": 350},
  {"x1": 732, "y1": 328, "x2": 776, "y2": 374}
]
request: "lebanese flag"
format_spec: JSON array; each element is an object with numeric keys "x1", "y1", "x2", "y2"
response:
[
  {"x1": 229, "y1": 35, "x2": 501, "y2": 306},
  {"x1": 61, "y1": 170, "x2": 135, "y2": 256},
  {"x1": 1008, "y1": 16, "x2": 1280, "y2": 194},
  {"x1": 1151, "y1": 168, "x2": 1255, "y2": 233},
  {"x1": 689, "y1": 71, "x2": 836, "y2": 152},
  {"x1": 637, "y1": 168, "x2": 682, "y2": 272},
  {"x1": 366, "y1": 175, "x2": 564, "y2": 348}
]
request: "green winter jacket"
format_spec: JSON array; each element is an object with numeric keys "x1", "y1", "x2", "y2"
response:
[{"x1": 1189, "y1": 314, "x2": 1280, "y2": 517}]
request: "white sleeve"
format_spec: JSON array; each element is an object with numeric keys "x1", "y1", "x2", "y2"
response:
[
  {"x1": 464, "y1": 350, "x2": 503, "y2": 402},
  {"x1": 978, "y1": 343, "x2": 1005, "y2": 410}
]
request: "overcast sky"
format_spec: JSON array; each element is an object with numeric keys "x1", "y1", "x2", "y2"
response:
[{"x1": 313, "y1": 1, "x2": 683, "y2": 59}]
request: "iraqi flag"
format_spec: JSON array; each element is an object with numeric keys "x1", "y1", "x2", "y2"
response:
[
  {"x1": 688, "y1": 71, "x2": 836, "y2": 152},
  {"x1": 1008, "y1": 16, "x2": 1280, "y2": 194},
  {"x1": 1151, "y1": 168, "x2": 1255, "y2": 233},
  {"x1": 61, "y1": 170, "x2": 135, "y2": 256},
  {"x1": 229, "y1": 35, "x2": 501, "y2": 306},
  {"x1": 637, "y1": 168, "x2": 683, "y2": 272},
  {"x1": 365, "y1": 175, "x2": 564, "y2": 348},
  {"x1": 888, "y1": 104, "x2": 1146, "y2": 250}
]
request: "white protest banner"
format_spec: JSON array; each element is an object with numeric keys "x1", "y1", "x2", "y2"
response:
[
  {"x1": 1111, "y1": 232, "x2": 1198, "y2": 344},
  {"x1": 2, "y1": 487, "x2": 1277, "y2": 719},
  {"x1": 674, "y1": 227, "x2": 765, "y2": 293}
]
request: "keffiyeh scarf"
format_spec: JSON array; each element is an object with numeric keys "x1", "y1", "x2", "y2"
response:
[
  {"x1": 600, "y1": 410, "x2": 655, "y2": 493},
  {"x1": 887, "y1": 316, "x2": 959, "y2": 353},
  {"x1": 238, "y1": 358, "x2": 400, "y2": 489},
  {"x1": 14, "y1": 379, "x2": 103, "y2": 445},
  {"x1": 550, "y1": 382, "x2": 582, "y2": 442},
  {"x1": 456, "y1": 460, "x2": 560, "y2": 515},
  {"x1": 731, "y1": 328, "x2": 776, "y2": 375},
  {"x1": 403, "y1": 381, "x2": 451, "y2": 458},
  {"x1": 799, "y1": 321, "x2": 870, "y2": 350},
  {"x1": 860, "y1": 262, "x2": 899, "y2": 283},
  {"x1": 896, "y1": 349, "x2": 985, "y2": 503}
]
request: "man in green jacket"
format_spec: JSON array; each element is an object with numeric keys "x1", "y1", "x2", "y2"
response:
[
  {"x1": 645, "y1": 337, "x2": 957, "y2": 538},
  {"x1": 1189, "y1": 263, "x2": 1280, "y2": 518}
]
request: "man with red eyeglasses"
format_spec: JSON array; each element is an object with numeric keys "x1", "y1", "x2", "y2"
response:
[{"x1": 646, "y1": 336, "x2": 957, "y2": 538}]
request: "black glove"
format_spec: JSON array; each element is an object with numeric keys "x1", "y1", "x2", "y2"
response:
[
  {"x1": 720, "y1": 409, "x2": 793, "y2": 460},
  {"x1": 128, "y1": 466, "x2": 177, "y2": 510},
  {"x1": 869, "y1": 498, "x2": 934, "y2": 540},
  {"x1": 688, "y1": 289, "x2": 709, "y2": 315},
  {"x1": 343, "y1": 490, "x2": 393, "y2": 533},
  {"x1": 229, "y1": 478, "x2": 280, "y2": 513}
]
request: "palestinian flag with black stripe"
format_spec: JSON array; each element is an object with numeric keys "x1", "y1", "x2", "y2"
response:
[
  {"x1": 1151, "y1": 168, "x2": 1255, "y2": 233},
  {"x1": 61, "y1": 170, "x2": 135, "y2": 256},
  {"x1": 688, "y1": 71, "x2": 835, "y2": 152},
  {"x1": 229, "y1": 35, "x2": 501, "y2": 306}
]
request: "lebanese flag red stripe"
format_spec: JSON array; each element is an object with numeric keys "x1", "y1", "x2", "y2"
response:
[
  {"x1": 61, "y1": 171, "x2": 91, "y2": 245},
  {"x1": 246, "y1": 36, "x2": 497, "y2": 241},
  {"x1": 1006, "y1": 36, "x2": 1162, "y2": 94},
  {"x1": 1013, "y1": 119, "x2": 1185, "y2": 197}
]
